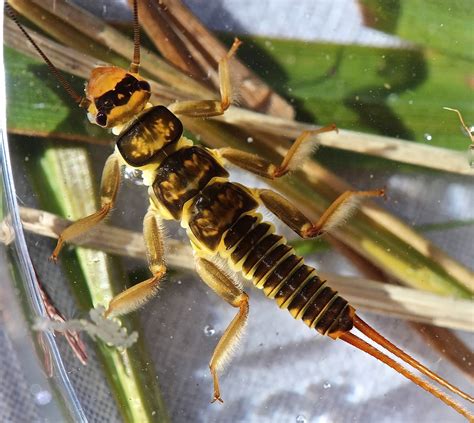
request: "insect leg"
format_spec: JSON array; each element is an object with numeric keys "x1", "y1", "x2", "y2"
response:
[
  {"x1": 255, "y1": 188, "x2": 385, "y2": 238},
  {"x1": 105, "y1": 207, "x2": 166, "y2": 318},
  {"x1": 50, "y1": 152, "x2": 121, "y2": 261},
  {"x1": 168, "y1": 38, "x2": 242, "y2": 118},
  {"x1": 217, "y1": 125, "x2": 337, "y2": 178},
  {"x1": 194, "y1": 256, "x2": 249, "y2": 403}
]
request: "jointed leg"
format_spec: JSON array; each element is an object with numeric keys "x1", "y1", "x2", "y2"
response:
[
  {"x1": 194, "y1": 255, "x2": 249, "y2": 403},
  {"x1": 217, "y1": 125, "x2": 384, "y2": 235},
  {"x1": 168, "y1": 38, "x2": 242, "y2": 118},
  {"x1": 218, "y1": 38, "x2": 241, "y2": 111},
  {"x1": 256, "y1": 188, "x2": 385, "y2": 238},
  {"x1": 50, "y1": 153, "x2": 121, "y2": 261},
  {"x1": 105, "y1": 208, "x2": 166, "y2": 318},
  {"x1": 217, "y1": 125, "x2": 337, "y2": 178}
]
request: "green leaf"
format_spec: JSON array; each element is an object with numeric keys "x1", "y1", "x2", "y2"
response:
[
  {"x1": 359, "y1": 0, "x2": 474, "y2": 61},
  {"x1": 5, "y1": 47, "x2": 106, "y2": 142},
  {"x1": 234, "y1": 37, "x2": 473, "y2": 152}
]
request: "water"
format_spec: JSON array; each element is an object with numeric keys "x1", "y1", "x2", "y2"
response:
[
  {"x1": 204, "y1": 325, "x2": 216, "y2": 336},
  {"x1": 3, "y1": 2, "x2": 473, "y2": 423}
]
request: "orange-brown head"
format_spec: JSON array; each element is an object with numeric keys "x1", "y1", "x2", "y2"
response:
[{"x1": 86, "y1": 66, "x2": 151, "y2": 128}]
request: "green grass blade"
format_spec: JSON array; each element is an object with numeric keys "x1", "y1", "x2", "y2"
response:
[
  {"x1": 16, "y1": 137, "x2": 169, "y2": 423},
  {"x1": 234, "y1": 37, "x2": 473, "y2": 153},
  {"x1": 359, "y1": 0, "x2": 474, "y2": 60}
]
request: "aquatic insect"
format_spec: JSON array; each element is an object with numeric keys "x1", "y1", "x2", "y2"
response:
[{"x1": 6, "y1": 1, "x2": 473, "y2": 419}]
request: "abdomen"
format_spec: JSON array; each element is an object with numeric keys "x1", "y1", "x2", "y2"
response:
[
  {"x1": 185, "y1": 180, "x2": 259, "y2": 251},
  {"x1": 185, "y1": 179, "x2": 354, "y2": 338},
  {"x1": 223, "y1": 214, "x2": 355, "y2": 338}
]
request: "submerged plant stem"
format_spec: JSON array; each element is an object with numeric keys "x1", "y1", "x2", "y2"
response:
[
  {"x1": 30, "y1": 144, "x2": 168, "y2": 422},
  {"x1": 15, "y1": 207, "x2": 474, "y2": 333},
  {"x1": 4, "y1": 18, "x2": 472, "y2": 176}
]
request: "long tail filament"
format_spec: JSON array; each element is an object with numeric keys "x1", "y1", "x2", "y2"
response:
[
  {"x1": 353, "y1": 315, "x2": 473, "y2": 403},
  {"x1": 338, "y1": 315, "x2": 473, "y2": 420}
]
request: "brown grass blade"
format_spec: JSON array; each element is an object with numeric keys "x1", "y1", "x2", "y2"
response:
[
  {"x1": 9, "y1": 0, "x2": 214, "y2": 99},
  {"x1": 15, "y1": 207, "x2": 474, "y2": 332},
  {"x1": 5, "y1": 12, "x2": 470, "y2": 176},
  {"x1": 216, "y1": 107, "x2": 473, "y2": 176},
  {"x1": 133, "y1": 0, "x2": 208, "y2": 80},
  {"x1": 6, "y1": 3, "x2": 473, "y2": 295},
  {"x1": 328, "y1": 236, "x2": 474, "y2": 382},
  {"x1": 133, "y1": 0, "x2": 295, "y2": 118},
  {"x1": 413, "y1": 323, "x2": 474, "y2": 381}
]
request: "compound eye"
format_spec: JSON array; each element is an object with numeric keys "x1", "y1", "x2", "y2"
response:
[
  {"x1": 96, "y1": 112, "x2": 107, "y2": 127},
  {"x1": 138, "y1": 80, "x2": 151, "y2": 91}
]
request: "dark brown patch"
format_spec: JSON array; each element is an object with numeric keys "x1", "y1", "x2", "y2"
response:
[
  {"x1": 116, "y1": 106, "x2": 183, "y2": 167},
  {"x1": 189, "y1": 182, "x2": 258, "y2": 250},
  {"x1": 153, "y1": 147, "x2": 228, "y2": 219}
]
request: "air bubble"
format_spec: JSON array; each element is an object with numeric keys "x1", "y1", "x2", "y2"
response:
[
  {"x1": 264, "y1": 40, "x2": 273, "y2": 49},
  {"x1": 30, "y1": 385, "x2": 52, "y2": 405},
  {"x1": 387, "y1": 93, "x2": 398, "y2": 103},
  {"x1": 204, "y1": 325, "x2": 216, "y2": 336},
  {"x1": 123, "y1": 168, "x2": 144, "y2": 186},
  {"x1": 296, "y1": 415, "x2": 307, "y2": 423},
  {"x1": 323, "y1": 381, "x2": 331, "y2": 389},
  {"x1": 35, "y1": 390, "x2": 52, "y2": 405}
]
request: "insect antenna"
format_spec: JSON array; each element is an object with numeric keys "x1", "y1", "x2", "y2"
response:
[
  {"x1": 4, "y1": 2, "x2": 90, "y2": 109},
  {"x1": 129, "y1": 0, "x2": 141, "y2": 74},
  {"x1": 339, "y1": 318, "x2": 473, "y2": 419}
]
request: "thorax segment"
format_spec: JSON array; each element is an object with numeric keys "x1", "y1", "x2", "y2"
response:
[{"x1": 151, "y1": 146, "x2": 229, "y2": 220}]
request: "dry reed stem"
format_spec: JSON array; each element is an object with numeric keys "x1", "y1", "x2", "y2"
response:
[
  {"x1": 10, "y1": 207, "x2": 474, "y2": 333},
  {"x1": 134, "y1": 0, "x2": 295, "y2": 118},
  {"x1": 5, "y1": 18, "x2": 471, "y2": 175},
  {"x1": 216, "y1": 107, "x2": 474, "y2": 176},
  {"x1": 327, "y1": 234, "x2": 474, "y2": 380},
  {"x1": 9, "y1": 0, "x2": 214, "y2": 99},
  {"x1": 5, "y1": 15, "x2": 474, "y2": 296}
]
